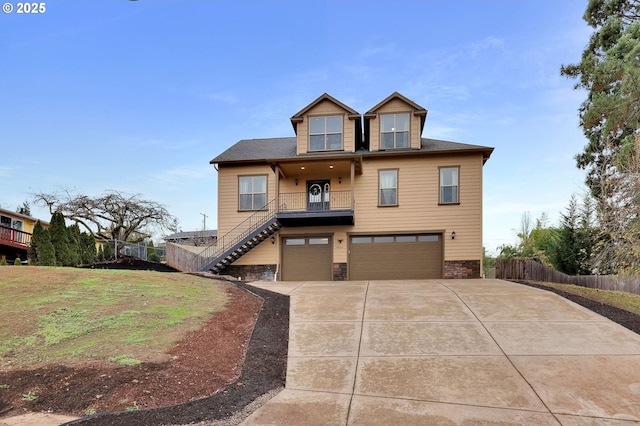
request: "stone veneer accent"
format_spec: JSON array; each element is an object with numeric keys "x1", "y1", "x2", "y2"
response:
[
  {"x1": 444, "y1": 260, "x2": 481, "y2": 279},
  {"x1": 223, "y1": 264, "x2": 277, "y2": 282},
  {"x1": 333, "y1": 263, "x2": 347, "y2": 281}
]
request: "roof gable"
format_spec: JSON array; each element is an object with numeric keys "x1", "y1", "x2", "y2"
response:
[
  {"x1": 290, "y1": 93, "x2": 360, "y2": 134},
  {"x1": 365, "y1": 91, "x2": 427, "y2": 114},
  {"x1": 365, "y1": 91, "x2": 428, "y2": 135}
]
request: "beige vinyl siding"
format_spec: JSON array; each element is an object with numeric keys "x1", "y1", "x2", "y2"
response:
[
  {"x1": 351, "y1": 154, "x2": 483, "y2": 261},
  {"x1": 217, "y1": 164, "x2": 279, "y2": 266},
  {"x1": 369, "y1": 98, "x2": 422, "y2": 151},
  {"x1": 232, "y1": 239, "x2": 277, "y2": 265},
  {"x1": 217, "y1": 164, "x2": 277, "y2": 236},
  {"x1": 217, "y1": 153, "x2": 484, "y2": 269},
  {"x1": 296, "y1": 100, "x2": 355, "y2": 155}
]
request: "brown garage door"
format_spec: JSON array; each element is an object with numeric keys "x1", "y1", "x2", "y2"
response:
[
  {"x1": 349, "y1": 234, "x2": 443, "y2": 280},
  {"x1": 282, "y1": 236, "x2": 332, "y2": 281}
]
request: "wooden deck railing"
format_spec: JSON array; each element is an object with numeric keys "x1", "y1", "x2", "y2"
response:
[{"x1": 0, "y1": 225, "x2": 31, "y2": 248}]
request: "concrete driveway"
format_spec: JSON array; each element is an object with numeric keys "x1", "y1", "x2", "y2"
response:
[{"x1": 242, "y1": 279, "x2": 640, "y2": 425}]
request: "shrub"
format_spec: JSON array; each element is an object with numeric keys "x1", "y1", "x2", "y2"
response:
[
  {"x1": 0, "y1": 256, "x2": 7, "y2": 266},
  {"x1": 14, "y1": 258, "x2": 21, "y2": 266}
]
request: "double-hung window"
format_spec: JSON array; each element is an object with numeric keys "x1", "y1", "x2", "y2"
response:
[
  {"x1": 439, "y1": 167, "x2": 459, "y2": 204},
  {"x1": 239, "y1": 175, "x2": 267, "y2": 211},
  {"x1": 309, "y1": 116, "x2": 343, "y2": 151},
  {"x1": 379, "y1": 169, "x2": 398, "y2": 206},
  {"x1": 380, "y1": 113, "x2": 409, "y2": 149}
]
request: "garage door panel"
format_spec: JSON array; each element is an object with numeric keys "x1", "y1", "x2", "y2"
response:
[
  {"x1": 349, "y1": 234, "x2": 442, "y2": 280},
  {"x1": 282, "y1": 237, "x2": 332, "y2": 281}
]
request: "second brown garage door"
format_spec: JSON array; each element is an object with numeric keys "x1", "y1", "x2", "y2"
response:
[
  {"x1": 349, "y1": 234, "x2": 443, "y2": 280},
  {"x1": 281, "y1": 236, "x2": 333, "y2": 281}
]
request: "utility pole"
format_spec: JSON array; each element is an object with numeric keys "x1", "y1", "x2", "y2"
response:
[{"x1": 200, "y1": 213, "x2": 208, "y2": 230}]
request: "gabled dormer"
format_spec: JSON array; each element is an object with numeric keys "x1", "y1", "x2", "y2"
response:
[
  {"x1": 290, "y1": 93, "x2": 362, "y2": 155},
  {"x1": 364, "y1": 92, "x2": 428, "y2": 152}
]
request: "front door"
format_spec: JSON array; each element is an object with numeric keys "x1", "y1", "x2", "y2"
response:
[{"x1": 307, "y1": 180, "x2": 330, "y2": 211}]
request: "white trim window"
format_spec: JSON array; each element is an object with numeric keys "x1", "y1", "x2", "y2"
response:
[
  {"x1": 379, "y1": 169, "x2": 398, "y2": 206},
  {"x1": 380, "y1": 113, "x2": 409, "y2": 149},
  {"x1": 439, "y1": 167, "x2": 459, "y2": 204},
  {"x1": 239, "y1": 175, "x2": 267, "y2": 210},
  {"x1": 309, "y1": 116, "x2": 343, "y2": 151}
]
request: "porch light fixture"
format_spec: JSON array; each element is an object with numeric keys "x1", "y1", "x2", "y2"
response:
[
  {"x1": 329, "y1": 165, "x2": 334, "y2": 169},
  {"x1": 451, "y1": 231, "x2": 456, "y2": 240},
  {"x1": 338, "y1": 177, "x2": 342, "y2": 184},
  {"x1": 271, "y1": 236, "x2": 275, "y2": 244},
  {"x1": 300, "y1": 166, "x2": 305, "y2": 170},
  {"x1": 295, "y1": 178, "x2": 298, "y2": 186}
]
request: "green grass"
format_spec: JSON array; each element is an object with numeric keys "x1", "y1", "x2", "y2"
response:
[
  {"x1": 108, "y1": 355, "x2": 141, "y2": 366},
  {"x1": 0, "y1": 267, "x2": 228, "y2": 368},
  {"x1": 531, "y1": 281, "x2": 640, "y2": 315}
]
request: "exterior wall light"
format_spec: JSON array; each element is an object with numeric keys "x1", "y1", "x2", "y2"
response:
[
  {"x1": 338, "y1": 177, "x2": 342, "y2": 184},
  {"x1": 451, "y1": 231, "x2": 456, "y2": 240},
  {"x1": 295, "y1": 178, "x2": 298, "y2": 186},
  {"x1": 271, "y1": 236, "x2": 275, "y2": 244}
]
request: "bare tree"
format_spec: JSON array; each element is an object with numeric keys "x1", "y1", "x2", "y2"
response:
[{"x1": 33, "y1": 190, "x2": 178, "y2": 242}]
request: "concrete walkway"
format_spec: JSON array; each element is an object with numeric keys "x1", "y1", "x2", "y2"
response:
[{"x1": 243, "y1": 279, "x2": 640, "y2": 425}]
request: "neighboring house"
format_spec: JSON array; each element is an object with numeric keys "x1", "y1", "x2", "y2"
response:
[
  {"x1": 196, "y1": 92, "x2": 493, "y2": 281},
  {"x1": 0, "y1": 207, "x2": 49, "y2": 262},
  {"x1": 165, "y1": 230, "x2": 217, "y2": 246}
]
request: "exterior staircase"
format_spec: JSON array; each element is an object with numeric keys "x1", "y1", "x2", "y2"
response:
[{"x1": 194, "y1": 200, "x2": 280, "y2": 273}]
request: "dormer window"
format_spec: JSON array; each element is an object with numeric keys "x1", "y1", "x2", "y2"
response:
[
  {"x1": 380, "y1": 113, "x2": 409, "y2": 149},
  {"x1": 309, "y1": 116, "x2": 343, "y2": 151}
]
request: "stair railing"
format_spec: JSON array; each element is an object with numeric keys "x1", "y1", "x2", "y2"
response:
[{"x1": 193, "y1": 199, "x2": 278, "y2": 271}]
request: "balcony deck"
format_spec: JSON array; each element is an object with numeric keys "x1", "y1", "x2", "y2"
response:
[
  {"x1": 0, "y1": 225, "x2": 31, "y2": 249},
  {"x1": 276, "y1": 190, "x2": 354, "y2": 227}
]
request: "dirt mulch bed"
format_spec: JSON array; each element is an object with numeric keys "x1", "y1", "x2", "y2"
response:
[
  {"x1": 82, "y1": 257, "x2": 180, "y2": 273},
  {"x1": 0, "y1": 280, "x2": 289, "y2": 426}
]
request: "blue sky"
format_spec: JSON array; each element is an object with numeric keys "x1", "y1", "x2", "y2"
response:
[{"x1": 1, "y1": 1, "x2": 591, "y2": 254}]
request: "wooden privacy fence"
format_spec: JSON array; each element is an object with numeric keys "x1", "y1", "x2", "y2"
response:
[{"x1": 496, "y1": 258, "x2": 640, "y2": 295}]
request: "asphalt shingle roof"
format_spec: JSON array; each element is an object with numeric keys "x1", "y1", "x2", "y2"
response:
[
  {"x1": 165, "y1": 230, "x2": 218, "y2": 240},
  {"x1": 210, "y1": 137, "x2": 493, "y2": 164}
]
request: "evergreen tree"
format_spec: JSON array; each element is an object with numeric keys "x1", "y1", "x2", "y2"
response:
[
  {"x1": 561, "y1": 0, "x2": 640, "y2": 273},
  {"x1": 551, "y1": 197, "x2": 581, "y2": 275},
  {"x1": 16, "y1": 201, "x2": 31, "y2": 216},
  {"x1": 102, "y1": 241, "x2": 114, "y2": 261},
  {"x1": 38, "y1": 228, "x2": 57, "y2": 266},
  {"x1": 80, "y1": 232, "x2": 97, "y2": 265},
  {"x1": 49, "y1": 212, "x2": 73, "y2": 266},
  {"x1": 561, "y1": 0, "x2": 640, "y2": 195},
  {"x1": 28, "y1": 220, "x2": 45, "y2": 265},
  {"x1": 550, "y1": 195, "x2": 598, "y2": 275},
  {"x1": 66, "y1": 224, "x2": 82, "y2": 266},
  {"x1": 147, "y1": 240, "x2": 160, "y2": 262}
]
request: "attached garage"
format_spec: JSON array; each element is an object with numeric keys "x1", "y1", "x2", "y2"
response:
[
  {"x1": 281, "y1": 236, "x2": 333, "y2": 281},
  {"x1": 349, "y1": 233, "x2": 443, "y2": 280}
]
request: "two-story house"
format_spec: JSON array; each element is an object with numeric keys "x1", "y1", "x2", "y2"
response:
[
  {"x1": 0, "y1": 207, "x2": 49, "y2": 263},
  {"x1": 194, "y1": 92, "x2": 493, "y2": 281}
]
